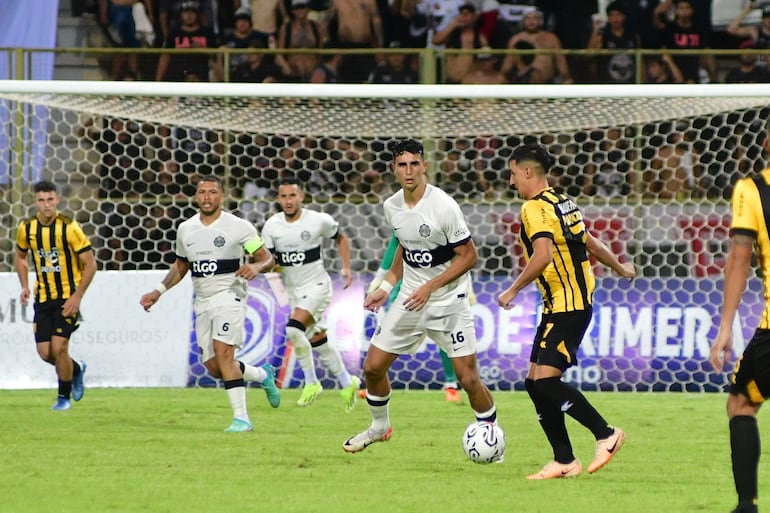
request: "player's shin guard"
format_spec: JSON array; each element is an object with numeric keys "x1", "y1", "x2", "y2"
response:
[
  {"x1": 730, "y1": 415, "x2": 760, "y2": 509},
  {"x1": 535, "y1": 376, "x2": 614, "y2": 440},
  {"x1": 526, "y1": 378, "x2": 575, "y2": 463},
  {"x1": 313, "y1": 336, "x2": 352, "y2": 388},
  {"x1": 238, "y1": 360, "x2": 267, "y2": 382},
  {"x1": 286, "y1": 320, "x2": 318, "y2": 383},
  {"x1": 224, "y1": 378, "x2": 249, "y2": 421},
  {"x1": 365, "y1": 391, "x2": 391, "y2": 432}
]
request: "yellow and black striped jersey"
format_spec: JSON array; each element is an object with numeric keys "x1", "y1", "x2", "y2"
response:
[
  {"x1": 16, "y1": 214, "x2": 93, "y2": 304},
  {"x1": 519, "y1": 188, "x2": 595, "y2": 314},
  {"x1": 731, "y1": 169, "x2": 770, "y2": 329}
]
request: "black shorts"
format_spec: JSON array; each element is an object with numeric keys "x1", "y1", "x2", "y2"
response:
[
  {"x1": 529, "y1": 308, "x2": 592, "y2": 372},
  {"x1": 33, "y1": 299, "x2": 80, "y2": 343},
  {"x1": 730, "y1": 329, "x2": 770, "y2": 404}
]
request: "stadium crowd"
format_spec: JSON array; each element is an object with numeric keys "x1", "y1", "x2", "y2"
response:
[{"x1": 81, "y1": 0, "x2": 770, "y2": 84}]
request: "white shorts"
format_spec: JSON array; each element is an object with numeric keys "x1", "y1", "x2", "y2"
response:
[
  {"x1": 289, "y1": 277, "x2": 331, "y2": 337},
  {"x1": 371, "y1": 296, "x2": 477, "y2": 357},
  {"x1": 195, "y1": 291, "x2": 246, "y2": 362}
]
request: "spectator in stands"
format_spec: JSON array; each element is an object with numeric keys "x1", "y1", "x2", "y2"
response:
[
  {"x1": 155, "y1": 1, "x2": 218, "y2": 81},
  {"x1": 725, "y1": 40, "x2": 770, "y2": 83},
  {"x1": 327, "y1": 0, "x2": 385, "y2": 83},
  {"x1": 653, "y1": 0, "x2": 716, "y2": 83},
  {"x1": 728, "y1": 3, "x2": 770, "y2": 49},
  {"x1": 158, "y1": 0, "x2": 212, "y2": 41},
  {"x1": 212, "y1": 1, "x2": 244, "y2": 39},
  {"x1": 368, "y1": 41, "x2": 418, "y2": 84},
  {"x1": 582, "y1": 128, "x2": 635, "y2": 198},
  {"x1": 500, "y1": 7, "x2": 572, "y2": 84},
  {"x1": 461, "y1": 46, "x2": 506, "y2": 84},
  {"x1": 642, "y1": 128, "x2": 696, "y2": 200},
  {"x1": 214, "y1": 6, "x2": 265, "y2": 81},
  {"x1": 276, "y1": 0, "x2": 324, "y2": 82},
  {"x1": 432, "y1": 3, "x2": 490, "y2": 84},
  {"x1": 247, "y1": 0, "x2": 288, "y2": 42},
  {"x1": 645, "y1": 54, "x2": 684, "y2": 83},
  {"x1": 619, "y1": 0, "x2": 662, "y2": 48},
  {"x1": 310, "y1": 43, "x2": 341, "y2": 83},
  {"x1": 97, "y1": 0, "x2": 146, "y2": 80},
  {"x1": 587, "y1": 1, "x2": 639, "y2": 84},
  {"x1": 505, "y1": 40, "x2": 543, "y2": 84},
  {"x1": 384, "y1": 0, "x2": 429, "y2": 49},
  {"x1": 232, "y1": 40, "x2": 284, "y2": 82}
]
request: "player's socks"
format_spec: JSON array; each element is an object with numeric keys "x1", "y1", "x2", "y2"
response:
[
  {"x1": 438, "y1": 349, "x2": 458, "y2": 387},
  {"x1": 473, "y1": 405, "x2": 497, "y2": 424},
  {"x1": 525, "y1": 378, "x2": 575, "y2": 463},
  {"x1": 730, "y1": 416, "x2": 760, "y2": 510},
  {"x1": 72, "y1": 360, "x2": 82, "y2": 378},
  {"x1": 224, "y1": 379, "x2": 249, "y2": 423},
  {"x1": 535, "y1": 376, "x2": 614, "y2": 440},
  {"x1": 286, "y1": 320, "x2": 318, "y2": 383},
  {"x1": 238, "y1": 360, "x2": 267, "y2": 382},
  {"x1": 365, "y1": 391, "x2": 391, "y2": 432},
  {"x1": 313, "y1": 337, "x2": 352, "y2": 388},
  {"x1": 58, "y1": 379, "x2": 73, "y2": 400}
]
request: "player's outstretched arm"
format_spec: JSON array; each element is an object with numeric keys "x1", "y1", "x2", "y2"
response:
[
  {"x1": 365, "y1": 246, "x2": 404, "y2": 311},
  {"x1": 586, "y1": 232, "x2": 636, "y2": 280},
  {"x1": 368, "y1": 233, "x2": 400, "y2": 293},
  {"x1": 335, "y1": 232, "x2": 353, "y2": 289},
  {"x1": 140, "y1": 259, "x2": 189, "y2": 312},
  {"x1": 711, "y1": 234, "x2": 754, "y2": 371}
]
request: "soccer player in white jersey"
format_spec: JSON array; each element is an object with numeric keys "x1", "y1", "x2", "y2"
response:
[
  {"x1": 140, "y1": 176, "x2": 280, "y2": 432},
  {"x1": 261, "y1": 177, "x2": 360, "y2": 411},
  {"x1": 343, "y1": 139, "x2": 498, "y2": 453}
]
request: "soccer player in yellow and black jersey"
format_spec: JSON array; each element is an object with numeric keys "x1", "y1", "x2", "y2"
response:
[
  {"x1": 498, "y1": 143, "x2": 636, "y2": 480},
  {"x1": 711, "y1": 126, "x2": 770, "y2": 513},
  {"x1": 15, "y1": 181, "x2": 96, "y2": 411}
]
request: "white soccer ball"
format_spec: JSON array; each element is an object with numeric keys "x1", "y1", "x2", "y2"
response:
[{"x1": 462, "y1": 421, "x2": 506, "y2": 464}]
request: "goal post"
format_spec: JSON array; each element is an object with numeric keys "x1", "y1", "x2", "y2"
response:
[{"x1": 1, "y1": 80, "x2": 767, "y2": 391}]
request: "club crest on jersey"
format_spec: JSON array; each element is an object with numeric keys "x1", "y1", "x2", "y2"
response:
[
  {"x1": 213, "y1": 236, "x2": 226, "y2": 247},
  {"x1": 301, "y1": 230, "x2": 311, "y2": 241},
  {"x1": 419, "y1": 224, "x2": 431, "y2": 238}
]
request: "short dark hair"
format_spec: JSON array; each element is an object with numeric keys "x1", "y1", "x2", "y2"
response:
[
  {"x1": 605, "y1": 1, "x2": 625, "y2": 15},
  {"x1": 388, "y1": 138, "x2": 424, "y2": 159},
  {"x1": 279, "y1": 177, "x2": 302, "y2": 188},
  {"x1": 33, "y1": 181, "x2": 57, "y2": 194},
  {"x1": 197, "y1": 175, "x2": 224, "y2": 190},
  {"x1": 509, "y1": 143, "x2": 554, "y2": 172}
]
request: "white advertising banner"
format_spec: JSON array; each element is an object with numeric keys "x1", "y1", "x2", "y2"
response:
[{"x1": 0, "y1": 271, "x2": 193, "y2": 389}]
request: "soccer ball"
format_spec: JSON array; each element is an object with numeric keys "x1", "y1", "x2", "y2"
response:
[{"x1": 462, "y1": 421, "x2": 506, "y2": 464}]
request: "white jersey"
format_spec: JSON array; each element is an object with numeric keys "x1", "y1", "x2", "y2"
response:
[
  {"x1": 261, "y1": 208, "x2": 339, "y2": 291},
  {"x1": 384, "y1": 183, "x2": 472, "y2": 307},
  {"x1": 175, "y1": 211, "x2": 264, "y2": 303}
]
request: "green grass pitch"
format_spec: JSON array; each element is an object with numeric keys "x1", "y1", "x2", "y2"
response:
[{"x1": 0, "y1": 388, "x2": 750, "y2": 513}]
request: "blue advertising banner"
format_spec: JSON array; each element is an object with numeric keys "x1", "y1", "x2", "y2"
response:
[{"x1": 188, "y1": 275, "x2": 763, "y2": 392}]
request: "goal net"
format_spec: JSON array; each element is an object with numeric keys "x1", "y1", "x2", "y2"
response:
[{"x1": 1, "y1": 81, "x2": 767, "y2": 392}]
